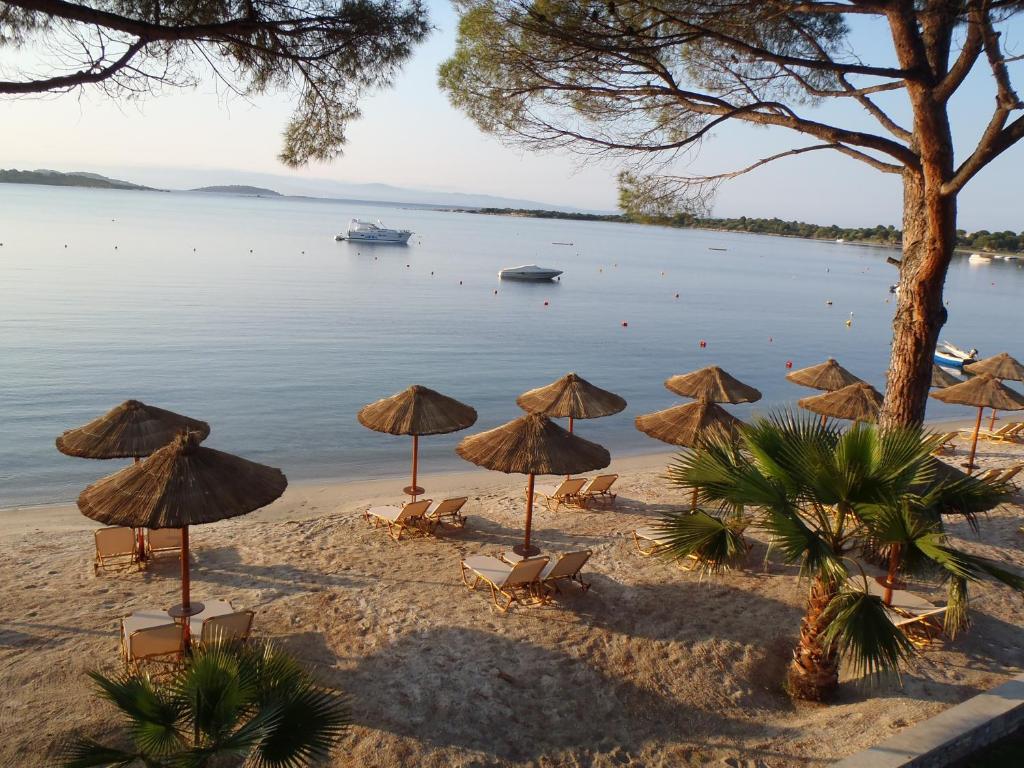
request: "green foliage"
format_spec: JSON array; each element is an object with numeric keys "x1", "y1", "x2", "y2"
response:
[
  {"x1": 60, "y1": 640, "x2": 350, "y2": 768},
  {"x1": 665, "y1": 414, "x2": 1019, "y2": 685}
]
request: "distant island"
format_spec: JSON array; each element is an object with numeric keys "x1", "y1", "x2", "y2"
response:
[
  {"x1": 189, "y1": 185, "x2": 281, "y2": 197},
  {"x1": 0, "y1": 168, "x2": 153, "y2": 191},
  {"x1": 464, "y1": 208, "x2": 1024, "y2": 255}
]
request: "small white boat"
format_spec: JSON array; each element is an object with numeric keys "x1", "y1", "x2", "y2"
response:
[
  {"x1": 934, "y1": 340, "x2": 978, "y2": 369},
  {"x1": 335, "y1": 218, "x2": 412, "y2": 244},
  {"x1": 498, "y1": 264, "x2": 563, "y2": 281},
  {"x1": 968, "y1": 252, "x2": 992, "y2": 265}
]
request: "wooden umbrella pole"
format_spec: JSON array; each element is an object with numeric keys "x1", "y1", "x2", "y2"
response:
[
  {"x1": 882, "y1": 544, "x2": 901, "y2": 606},
  {"x1": 411, "y1": 434, "x2": 419, "y2": 500},
  {"x1": 566, "y1": 416, "x2": 574, "y2": 481},
  {"x1": 967, "y1": 406, "x2": 983, "y2": 475},
  {"x1": 989, "y1": 408, "x2": 998, "y2": 431},
  {"x1": 133, "y1": 456, "x2": 148, "y2": 561},
  {"x1": 820, "y1": 413, "x2": 826, "y2": 428},
  {"x1": 181, "y1": 525, "x2": 192, "y2": 649},
  {"x1": 521, "y1": 474, "x2": 536, "y2": 556}
]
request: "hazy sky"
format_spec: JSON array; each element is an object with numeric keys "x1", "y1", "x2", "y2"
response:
[{"x1": 2, "y1": 3, "x2": 1022, "y2": 229}]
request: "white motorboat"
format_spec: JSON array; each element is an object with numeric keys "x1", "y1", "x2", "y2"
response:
[
  {"x1": 498, "y1": 264, "x2": 563, "y2": 281},
  {"x1": 934, "y1": 340, "x2": 978, "y2": 369},
  {"x1": 968, "y1": 252, "x2": 992, "y2": 265},
  {"x1": 335, "y1": 218, "x2": 412, "y2": 244}
]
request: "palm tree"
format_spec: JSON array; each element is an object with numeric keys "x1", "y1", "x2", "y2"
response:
[
  {"x1": 661, "y1": 413, "x2": 1023, "y2": 702},
  {"x1": 61, "y1": 639, "x2": 350, "y2": 767}
]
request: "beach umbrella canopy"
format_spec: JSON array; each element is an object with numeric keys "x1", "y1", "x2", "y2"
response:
[
  {"x1": 930, "y1": 373, "x2": 1024, "y2": 473},
  {"x1": 516, "y1": 372, "x2": 626, "y2": 432},
  {"x1": 786, "y1": 358, "x2": 863, "y2": 392},
  {"x1": 456, "y1": 414, "x2": 610, "y2": 554},
  {"x1": 78, "y1": 431, "x2": 287, "y2": 640},
  {"x1": 664, "y1": 365, "x2": 762, "y2": 404},
  {"x1": 963, "y1": 352, "x2": 1024, "y2": 430},
  {"x1": 56, "y1": 399, "x2": 210, "y2": 460},
  {"x1": 358, "y1": 385, "x2": 477, "y2": 498},
  {"x1": 634, "y1": 399, "x2": 743, "y2": 448},
  {"x1": 931, "y1": 365, "x2": 962, "y2": 388},
  {"x1": 798, "y1": 382, "x2": 884, "y2": 423}
]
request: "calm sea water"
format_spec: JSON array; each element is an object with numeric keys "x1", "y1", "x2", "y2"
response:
[{"x1": 2, "y1": 184, "x2": 1021, "y2": 507}]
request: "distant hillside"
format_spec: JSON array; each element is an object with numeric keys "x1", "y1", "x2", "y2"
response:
[
  {"x1": 189, "y1": 185, "x2": 281, "y2": 197},
  {"x1": 0, "y1": 169, "x2": 152, "y2": 191}
]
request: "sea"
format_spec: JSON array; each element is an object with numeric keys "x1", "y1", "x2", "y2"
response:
[{"x1": 1, "y1": 183, "x2": 1021, "y2": 507}]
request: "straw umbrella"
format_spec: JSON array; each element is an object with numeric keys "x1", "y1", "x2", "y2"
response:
[
  {"x1": 931, "y1": 365, "x2": 962, "y2": 389},
  {"x1": 456, "y1": 414, "x2": 609, "y2": 556},
  {"x1": 664, "y1": 365, "x2": 762, "y2": 404},
  {"x1": 358, "y1": 385, "x2": 477, "y2": 500},
  {"x1": 786, "y1": 358, "x2": 863, "y2": 392},
  {"x1": 963, "y1": 353, "x2": 1024, "y2": 430},
  {"x1": 930, "y1": 373, "x2": 1024, "y2": 473},
  {"x1": 635, "y1": 398, "x2": 743, "y2": 509},
  {"x1": 57, "y1": 400, "x2": 211, "y2": 557},
  {"x1": 78, "y1": 431, "x2": 286, "y2": 645},
  {"x1": 516, "y1": 372, "x2": 626, "y2": 434},
  {"x1": 798, "y1": 382, "x2": 884, "y2": 424}
]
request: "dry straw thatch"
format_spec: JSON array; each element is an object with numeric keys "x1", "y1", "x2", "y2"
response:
[
  {"x1": 929, "y1": 373, "x2": 1024, "y2": 411},
  {"x1": 964, "y1": 352, "x2": 1024, "y2": 382},
  {"x1": 786, "y1": 358, "x2": 863, "y2": 392},
  {"x1": 634, "y1": 399, "x2": 743, "y2": 447},
  {"x1": 78, "y1": 431, "x2": 287, "y2": 529},
  {"x1": 516, "y1": 372, "x2": 627, "y2": 420},
  {"x1": 56, "y1": 400, "x2": 210, "y2": 459},
  {"x1": 456, "y1": 413, "x2": 610, "y2": 477},
  {"x1": 358, "y1": 385, "x2": 477, "y2": 436},
  {"x1": 798, "y1": 382, "x2": 884, "y2": 423},
  {"x1": 664, "y1": 366, "x2": 761, "y2": 404},
  {"x1": 931, "y1": 365, "x2": 962, "y2": 388}
]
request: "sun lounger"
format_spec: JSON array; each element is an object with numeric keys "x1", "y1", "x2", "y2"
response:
[
  {"x1": 540, "y1": 550, "x2": 593, "y2": 594},
  {"x1": 423, "y1": 497, "x2": 468, "y2": 531},
  {"x1": 146, "y1": 527, "x2": 183, "y2": 560},
  {"x1": 121, "y1": 611, "x2": 183, "y2": 674},
  {"x1": 460, "y1": 555, "x2": 549, "y2": 612},
  {"x1": 996, "y1": 463, "x2": 1024, "y2": 490},
  {"x1": 854, "y1": 576, "x2": 947, "y2": 647},
  {"x1": 194, "y1": 610, "x2": 254, "y2": 646},
  {"x1": 577, "y1": 474, "x2": 618, "y2": 508},
  {"x1": 94, "y1": 526, "x2": 139, "y2": 574},
  {"x1": 977, "y1": 467, "x2": 1004, "y2": 482},
  {"x1": 534, "y1": 478, "x2": 587, "y2": 511},
  {"x1": 931, "y1": 431, "x2": 958, "y2": 454},
  {"x1": 972, "y1": 423, "x2": 1023, "y2": 443},
  {"x1": 364, "y1": 499, "x2": 432, "y2": 541},
  {"x1": 633, "y1": 526, "x2": 671, "y2": 557}
]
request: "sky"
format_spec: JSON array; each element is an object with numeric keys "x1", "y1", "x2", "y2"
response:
[{"x1": 1, "y1": 2, "x2": 1022, "y2": 229}]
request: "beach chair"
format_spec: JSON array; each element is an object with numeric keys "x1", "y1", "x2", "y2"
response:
[
  {"x1": 931, "y1": 432, "x2": 958, "y2": 454},
  {"x1": 94, "y1": 526, "x2": 139, "y2": 574},
  {"x1": 853, "y1": 575, "x2": 947, "y2": 647},
  {"x1": 460, "y1": 555, "x2": 549, "y2": 612},
  {"x1": 534, "y1": 478, "x2": 587, "y2": 511},
  {"x1": 540, "y1": 550, "x2": 593, "y2": 595},
  {"x1": 364, "y1": 499, "x2": 432, "y2": 541},
  {"x1": 195, "y1": 610, "x2": 255, "y2": 646},
  {"x1": 422, "y1": 497, "x2": 468, "y2": 531},
  {"x1": 633, "y1": 526, "x2": 671, "y2": 557},
  {"x1": 973, "y1": 423, "x2": 1021, "y2": 443},
  {"x1": 146, "y1": 527, "x2": 183, "y2": 560},
  {"x1": 577, "y1": 474, "x2": 619, "y2": 508},
  {"x1": 997, "y1": 463, "x2": 1024, "y2": 490},
  {"x1": 976, "y1": 467, "x2": 1004, "y2": 482},
  {"x1": 120, "y1": 615, "x2": 183, "y2": 675}
]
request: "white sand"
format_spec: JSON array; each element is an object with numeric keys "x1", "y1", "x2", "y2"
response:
[{"x1": 1, "y1": 439, "x2": 1023, "y2": 766}]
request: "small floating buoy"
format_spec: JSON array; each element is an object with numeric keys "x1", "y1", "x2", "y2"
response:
[
  {"x1": 769, "y1": 337, "x2": 773, "y2": 343},
  {"x1": 459, "y1": 280, "x2": 463, "y2": 285},
  {"x1": 622, "y1": 321, "x2": 628, "y2": 327},
  {"x1": 826, "y1": 300, "x2": 833, "y2": 305},
  {"x1": 114, "y1": 246, "x2": 117, "y2": 250},
  {"x1": 249, "y1": 249, "x2": 253, "y2": 253},
  {"x1": 406, "y1": 264, "x2": 410, "y2": 268},
  {"x1": 661, "y1": 271, "x2": 665, "y2": 276},
  {"x1": 430, "y1": 271, "x2": 434, "y2": 276},
  {"x1": 543, "y1": 300, "x2": 549, "y2": 306},
  {"x1": 64, "y1": 244, "x2": 68, "y2": 248},
  {"x1": 785, "y1": 360, "x2": 793, "y2": 369},
  {"x1": 674, "y1": 293, "x2": 679, "y2": 299},
  {"x1": 699, "y1": 339, "x2": 707, "y2": 348},
  {"x1": 493, "y1": 289, "x2": 498, "y2": 295}
]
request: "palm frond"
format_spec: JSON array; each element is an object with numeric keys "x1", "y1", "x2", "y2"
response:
[
  {"x1": 88, "y1": 671, "x2": 183, "y2": 755},
  {"x1": 821, "y1": 587, "x2": 915, "y2": 680},
  {"x1": 914, "y1": 535, "x2": 1024, "y2": 590},
  {"x1": 654, "y1": 510, "x2": 748, "y2": 573},
  {"x1": 762, "y1": 505, "x2": 846, "y2": 582},
  {"x1": 175, "y1": 643, "x2": 255, "y2": 744},
  {"x1": 945, "y1": 576, "x2": 970, "y2": 637},
  {"x1": 251, "y1": 686, "x2": 351, "y2": 768},
  {"x1": 58, "y1": 739, "x2": 140, "y2": 768}
]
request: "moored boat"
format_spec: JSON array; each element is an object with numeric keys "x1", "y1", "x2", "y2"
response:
[
  {"x1": 934, "y1": 341, "x2": 978, "y2": 369},
  {"x1": 336, "y1": 218, "x2": 412, "y2": 244},
  {"x1": 968, "y1": 252, "x2": 992, "y2": 265},
  {"x1": 498, "y1": 264, "x2": 563, "y2": 281}
]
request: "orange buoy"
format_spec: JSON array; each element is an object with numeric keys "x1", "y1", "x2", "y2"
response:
[
  {"x1": 622, "y1": 321, "x2": 628, "y2": 327},
  {"x1": 699, "y1": 339, "x2": 707, "y2": 348},
  {"x1": 785, "y1": 360, "x2": 793, "y2": 369}
]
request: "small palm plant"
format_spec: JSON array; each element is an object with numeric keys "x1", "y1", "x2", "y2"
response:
[
  {"x1": 61, "y1": 638, "x2": 350, "y2": 767},
  {"x1": 662, "y1": 413, "x2": 1023, "y2": 702}
]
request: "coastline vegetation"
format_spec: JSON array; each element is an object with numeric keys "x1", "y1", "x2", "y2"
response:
[{"x1": 467, "y1": 208, "x2": 1024, "y2": 254}]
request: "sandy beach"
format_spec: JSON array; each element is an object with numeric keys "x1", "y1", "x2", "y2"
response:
[{"x1": 2, "y1": 436, "x2": 1023, "y2": 766}]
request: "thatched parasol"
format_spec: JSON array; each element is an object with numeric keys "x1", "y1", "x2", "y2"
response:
[
  {"x1": 931, "y1": 365, "x2": 962, "y2": 389},
  {"x1": 516, "y1": 372, "x2": 626, "y2": 433},
  {"x1": 798, "y1": 382, "x2": 883, "y2": 424},
  {"x1": 78, "y1": 431, "x2": 286, "y2": 644},
  {"x1": 635, "y1": 399, "x2": 743, "y2": 509},
  {"x1": 786, "y1": 358, "x2": 863, "y2": 392},
  {"x1": 664, "y1": 366, "x2": 762, "y2": 404},
  {"x1": 930, "y1": 373, "x2": 1024, "y2": 474},
  {"x1": 56, "y1": 400, "x2": 210, "y2": 459},
  {"x1": 358, "y1": 385, "x2": 477, "y2": 499},
  {"x1": 963, "y1": 353, "x2": 1024, "y2": 430},
  {"x1": 456, "y1": 414, "x2": 610, "y2": 555}
]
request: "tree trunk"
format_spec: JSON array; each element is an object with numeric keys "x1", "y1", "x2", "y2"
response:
[
  {"x1": 879, "y1": 170, "x2": 957, "y2": 430},
  {"x1": 786, "y1": 575, "x2": 841, "y2": 701}
]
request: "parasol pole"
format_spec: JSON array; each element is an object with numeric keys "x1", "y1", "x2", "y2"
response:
[
  {"x1": 133, "y1": 456, "x2": 148, "y2": 562},
  {"x1": 989, "y1": 408, "x2": 998, "y2": 431},
  {"x1": 410, "y1": 434, "x2": 420, "y2": 500},
  {"x1": 566, "y1": 416, "x2": 575, "y2": 480},
  {"x1": 966, "y1": 405, "x2": 983, "y2": 475},
  {"x1": 181, "y1": 525, "x2": 192, "y2": 648},
  {"x1": 517, "y1": 474, "x2": 539, "y2": 557}
]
